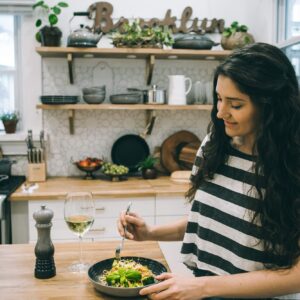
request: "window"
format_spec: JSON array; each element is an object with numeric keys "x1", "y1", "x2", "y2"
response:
[
  {"x1": 277, "y1": 0, "x2": 300, "y2": 84},
  {"x1": 0, "y1": 14, "x2": 20, "y2": 131},
  {"x1": 286, "y1": 0, "x2": 300, "y2": 38}
]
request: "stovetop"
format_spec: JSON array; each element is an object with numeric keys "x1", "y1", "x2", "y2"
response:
[{"x1": 0, "y1": 175, "x2": 26, "y2": 196}]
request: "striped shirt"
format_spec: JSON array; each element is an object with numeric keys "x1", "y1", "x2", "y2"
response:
[{"x1": 181, "y1": 135, "x2": 300, "y2": 300}]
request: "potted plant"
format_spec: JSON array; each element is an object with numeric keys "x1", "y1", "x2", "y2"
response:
[
  {"x1": 32, "y1": 0, "x2": 68, "y2": 46},
  {"x1": 137, "y1": 155, "x2": 159, "y2": 179},
  {"x1": 0, "y1": 111, "x2": 20, "y2": 134},
  {"x1": 111, "y1": 20, "x2": 174, "y2": 48},
  {"x1": 221, "y1": 21, "x2": 255, "y2": 50}
]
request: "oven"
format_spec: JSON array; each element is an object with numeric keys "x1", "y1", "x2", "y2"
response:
[{"x1": 0, "y1": 175, "x2": 25, "y2": 244}]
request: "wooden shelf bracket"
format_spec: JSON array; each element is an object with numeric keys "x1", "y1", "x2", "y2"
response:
[
  {"x1": 67, "y1": 53, "x2": 74, "y2": 84},
  {"x1": 140, "y1": 110, "x2": 157, "y2": 138},
  {"x1": 68, "y1": 109, "x2": 75, "y2": 134},
  {"x1": 146, "y1": 55, "x2": 155, "y2": 86}
]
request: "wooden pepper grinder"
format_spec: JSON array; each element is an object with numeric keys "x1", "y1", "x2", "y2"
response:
[{"x1": 33, "y1": 205, "x2": 56, "y2": 279}]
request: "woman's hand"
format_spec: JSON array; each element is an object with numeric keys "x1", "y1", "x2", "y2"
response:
[
  {"x1": 139, "y1": 273, "x2": 205, "y2": 300},
  {"x1": 117, "y1": 211, "x2": 152, "y2": 241}
]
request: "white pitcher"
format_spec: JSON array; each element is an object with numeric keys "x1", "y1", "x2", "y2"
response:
[{"x1": 168, "y1": 75, "x2": 192, "y2": 105}]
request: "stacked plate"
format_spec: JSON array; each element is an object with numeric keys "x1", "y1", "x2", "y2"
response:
[{"x1": 40, "y1": 95, "x2": 79, "y2": 105}]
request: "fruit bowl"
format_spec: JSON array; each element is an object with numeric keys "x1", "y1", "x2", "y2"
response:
[
  {"x1": 74, "y1": 157, "x2": 103, "y2": 179},
  {"x1": 101, "y1": 162, "x2": 129, "y2": 181}
]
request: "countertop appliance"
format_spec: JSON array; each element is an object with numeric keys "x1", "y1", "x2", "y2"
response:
[{"x1": 0, "y1": 175, "x2": 25, "y2": 244}]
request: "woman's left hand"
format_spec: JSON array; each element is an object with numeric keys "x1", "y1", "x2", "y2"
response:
[{"x1": 139, "y1": 273, "x2": 204, "y2": 300}]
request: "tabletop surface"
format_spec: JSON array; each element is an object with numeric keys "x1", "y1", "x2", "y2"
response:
[{"x1": 0, "y1": 240, "x2": 169, "y2": 300}]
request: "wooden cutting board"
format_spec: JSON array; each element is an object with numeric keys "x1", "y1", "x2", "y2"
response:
[
  {"x1": 170, "y1": 170, "x2": 191, "y2": 183},
  {"x1": 178, "y1": 142, "x2": 200, "y2": 169},
  {"x1": 160, "y1": 130, "x2": 200, "y2": 174}
]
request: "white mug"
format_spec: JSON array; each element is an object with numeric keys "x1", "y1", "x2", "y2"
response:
[{"x1": 168, "y1": 75, "x2": 192, "y2": 105}]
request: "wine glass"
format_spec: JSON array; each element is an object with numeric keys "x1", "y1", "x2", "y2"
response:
[{"x1": 64, "y1": 192, "x2": 95, "y2": 272}]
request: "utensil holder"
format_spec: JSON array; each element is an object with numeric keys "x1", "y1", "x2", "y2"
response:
[{"x1": 28, "y1": 163, "x2": 46, "y2": 182}]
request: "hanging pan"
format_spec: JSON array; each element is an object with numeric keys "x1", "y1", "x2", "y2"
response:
[{"x1": 111, "y1": 134, "x2": 150, "y2": 172}]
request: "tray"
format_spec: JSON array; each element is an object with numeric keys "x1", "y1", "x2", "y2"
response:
[{"x1": 40, "y1": 95, "x2": 79, "y2": 105}]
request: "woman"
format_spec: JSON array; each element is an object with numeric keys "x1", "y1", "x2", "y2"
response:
[{"x1": 117, "y1": 43, "x2": 300, "y2": 299}]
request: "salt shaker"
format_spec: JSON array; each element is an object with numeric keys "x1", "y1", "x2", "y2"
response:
[{"x1": 33, "y1": 205, "x2": 56, "y2": 279}]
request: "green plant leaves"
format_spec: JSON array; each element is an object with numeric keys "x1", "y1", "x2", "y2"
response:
[
  {"x1": 240, "y1": 25, "x2": 248, "y2": 32},
  {"x1": 244, "y1": 35, "x2": 251, "y2": 44},
  {"x1": 52, "y1": 6, "x2": 61, "y2": 15},
  {"x1": 222, "y1": 21, "x2": 249, "y2": 37},
  {"x1": 112, "y1": 20, "x2": 174, "y2": 47},
  {"x1": 33, "y1": 1, "x2": 68, "y2": 42},
  {"x1": 48, "y1": 14, "x2": 58, "y2": 26},
  {"x1": 35, "y1": 19, "x2": 42, "y2": 27},
  {"x1": 32, "y1": 1, "x2": 44, "y2": 9},
  {"x1": 58, "y1": 2, "x2": 68, "y2": 7},
  {"x1": 231, "y1": 21, "x2": 239, "y2": 28},
  {"x1": 35, "y1": 31, "x2": 41, "y2": 42}
]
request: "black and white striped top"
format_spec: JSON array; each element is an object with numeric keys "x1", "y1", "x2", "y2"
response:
[{"x1": 181, "y1": 135, "x2": 299, "y2": 299}]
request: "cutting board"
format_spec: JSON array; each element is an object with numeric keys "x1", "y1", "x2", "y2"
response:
[
  {"x1": 160, "y1": 130, "x2": 200, "y2": 174},
  {"x1": 170, "y1": 170, "x2": 191, "y2": 183},
  {"x1": 178, "y1": 142, "x2": 200, "y2": 169}
]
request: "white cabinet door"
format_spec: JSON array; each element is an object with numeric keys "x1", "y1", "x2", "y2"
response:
[
  {"x1": 28, "y1": 197, "x2": 155, "y2": 242},
  {"x1": 155, "y1": 196, "x2": 190, "y2": 225}
]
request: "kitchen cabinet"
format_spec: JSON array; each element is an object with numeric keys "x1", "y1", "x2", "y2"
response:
[
  {"x1": 155, "y1": 195, "x2": 190, "y2": 225},
  {"x1": 28, "y1": 197, "x2": 155, "y2": 242},
  {"x1": 14, "y1": 195, "x2": 189, "y2": 243},
  {"x1": 10, "y1": 172, "x2": 190, "y2": 243}
]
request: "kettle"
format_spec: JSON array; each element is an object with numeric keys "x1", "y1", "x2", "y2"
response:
[{"x1": 67, "y1": 12, "x2": 102, "y2": 47}]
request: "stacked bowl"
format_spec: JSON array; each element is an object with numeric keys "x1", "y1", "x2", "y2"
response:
[{"x1": 82, "y1": 86, "x2": 106, "y2": 104}]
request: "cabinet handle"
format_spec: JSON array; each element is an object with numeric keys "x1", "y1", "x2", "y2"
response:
[
  {"x1": 96, "y1": 207, "x2": 106, "y2": 211},
  {"x1": 90, "y1": 227, "x2": 106, "y2": 232}
]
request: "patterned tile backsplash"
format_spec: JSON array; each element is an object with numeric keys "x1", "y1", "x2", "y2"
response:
[{"x1": 14, "y1": 58, "x2": 218, "y2": 177}]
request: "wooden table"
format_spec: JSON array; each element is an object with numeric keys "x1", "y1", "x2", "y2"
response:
[{"x1": 0, "y1": 240, "x2": 169, "y2": 300}]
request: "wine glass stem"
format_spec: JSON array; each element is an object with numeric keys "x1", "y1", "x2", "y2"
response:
[{"x1": 79, "y1": 235, "x2": 83, "y2": 265}]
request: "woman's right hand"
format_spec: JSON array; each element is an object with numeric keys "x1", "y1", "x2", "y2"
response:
[{"x1": 117, "y1": 211, "x2": 152, "y2": 241}]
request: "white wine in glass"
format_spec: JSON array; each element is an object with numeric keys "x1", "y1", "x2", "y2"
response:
[{"x1": 64, "y1": 192, "x2": 95, "y2": 272}]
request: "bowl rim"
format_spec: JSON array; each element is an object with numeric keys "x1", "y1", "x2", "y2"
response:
[{"x1": 88, "y1": 256, "x2": 167, "y2": 293}]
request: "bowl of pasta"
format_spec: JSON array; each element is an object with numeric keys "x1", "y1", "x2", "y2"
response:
[{"x1": 88, "y1": 256, "x2": 167, "y2": 297}]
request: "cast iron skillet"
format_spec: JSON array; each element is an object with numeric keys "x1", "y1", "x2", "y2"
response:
[
  {"x1": 111, "y1": 134, "x2": 150, "y2": 171},
  {"x1": 88, "y1": 256, "x2": 167, "y2": 297}
]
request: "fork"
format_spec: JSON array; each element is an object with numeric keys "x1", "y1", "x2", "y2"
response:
[{"x1": 115, "y1": 202, "x2": 132, "y2": 260}]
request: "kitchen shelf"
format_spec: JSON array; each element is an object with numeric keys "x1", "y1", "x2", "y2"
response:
[
  {"x1": 36, "y1": 103, "x2": 212, "y2": 135},
  {"x1": 36, "y1": 47, "x2": 231, "y2": 84},
  {"x1": 36, "y1": 104, "x2": 212, "y2": 110}
]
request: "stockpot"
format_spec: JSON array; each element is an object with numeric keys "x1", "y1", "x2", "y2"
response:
[{"x1": 128, "y1": 85, "x2": 166, "y2": 104}]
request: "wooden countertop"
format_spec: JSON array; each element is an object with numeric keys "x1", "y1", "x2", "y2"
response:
[
  {"x1": 0, "y1": 240, "x2": 168, "y2": 300},
  {"x1": 10, "y1": 176, "x2": 190, "y2": 201}
]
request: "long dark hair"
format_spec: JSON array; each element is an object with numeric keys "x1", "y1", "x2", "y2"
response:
[{"x1": 187, "y1": 43, "x2": 300, "y2": 269}]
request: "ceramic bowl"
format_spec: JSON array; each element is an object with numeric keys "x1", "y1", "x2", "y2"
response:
[
  {"x1": 88, "y1": 256, "x2": 167, "y2": 298},
  {"x1": 82, "y1": 86, "x2": 106, "y2": 95},
  {"x1": 83, "y1": 94, "x2": 106, "y2": 104},
  {"x1": 109, "y1": 93, "x2": 142, "y2": 104}
]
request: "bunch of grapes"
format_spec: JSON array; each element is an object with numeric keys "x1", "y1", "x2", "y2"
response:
[{"x1": 102, "y1": 162, "x2": 129, "y2": 175}]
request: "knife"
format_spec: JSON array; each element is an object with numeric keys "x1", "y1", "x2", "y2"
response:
[
  {"x1": 27, "y1": 149, "x2": 31, "y2": 163},
  {"x1": 40, "y1": 130, "x2": 44, "y2": 149},
  {"x1": 27, "y1": 130, "x2": 34, "y2": 149}
]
